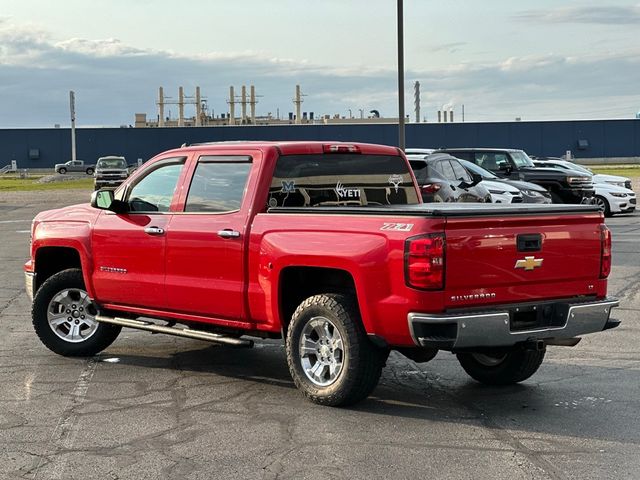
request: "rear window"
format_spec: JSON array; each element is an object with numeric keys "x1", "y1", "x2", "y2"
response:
[{"x1": 268, "y1": 154, "x2": 419, "y2": 208}]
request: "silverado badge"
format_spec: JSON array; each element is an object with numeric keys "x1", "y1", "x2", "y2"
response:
[{"x1": 515, "y1": 256, "x2": 543, "y2": 271}]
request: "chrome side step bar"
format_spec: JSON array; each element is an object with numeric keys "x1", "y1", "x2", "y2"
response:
[{"x1": 96, "y1": 315, "x2": 254, "y2": 348}]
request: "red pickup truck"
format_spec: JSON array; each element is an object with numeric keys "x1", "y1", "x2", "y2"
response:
[{"x1": 25, "y1": 141, "x2": 619, "y2": 406}]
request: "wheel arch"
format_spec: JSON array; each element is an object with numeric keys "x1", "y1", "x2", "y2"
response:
[
  {"x1": 278, "y1": 266, "x2": 358, "y2": 337},
  {"x1": 34, "y1": 246, "x2": 87, "y2": 293}
]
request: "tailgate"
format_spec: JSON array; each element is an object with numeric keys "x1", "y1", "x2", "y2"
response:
[{"x1": 444, "y1": 212, "x2": 604, "y2": 308}]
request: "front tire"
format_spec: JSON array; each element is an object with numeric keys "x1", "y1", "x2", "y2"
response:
[
  {"x1": 58, "y1": 167, "x2": 67, "y2": 174},
  {"x1": 456, "y1": 347, "x2": 545, "y2": 385},
  {"x1": 32, "y1": 269, "x2": 121, "y2": 357},
  {"x1": 594, "y1": 195, "x2": 612, "y2": 217},
  {"x1": 286, "y1": 294, "x2": 387, "y2": 406},
  {"x1": 86, "y1": 168, "x2": 94, "y2": 175}
]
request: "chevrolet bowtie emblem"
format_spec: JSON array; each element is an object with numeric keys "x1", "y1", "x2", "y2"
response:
[{"x1": 515, "y1": 256, "x2": 543, "y2": 271}]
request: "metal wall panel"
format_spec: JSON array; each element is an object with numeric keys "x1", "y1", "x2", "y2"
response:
[{"x1": 1, "y1": 120, "x2": 638, "y2": 169}]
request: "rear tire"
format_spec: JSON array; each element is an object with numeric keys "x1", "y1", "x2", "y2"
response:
[
  {"x1": 86, "y1": 168, "x2": 94, "y2": 175},
  {"x1": 456, "y1": 347, "x2": 545, "y2": 385},
  {"x1": 32, "y1": 268, "x2": 121, "y2": 357},
  {"x1": 286, "y1": 294, "x2": 387, "y2": 406}
]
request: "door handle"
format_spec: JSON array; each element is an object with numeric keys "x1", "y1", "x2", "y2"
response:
[
  {"x1": 218, "y1": 229, "x2": 241, "y2": 239},
  {"x1": 144, "y1": 226, "x2": 165, "y2": 235}
]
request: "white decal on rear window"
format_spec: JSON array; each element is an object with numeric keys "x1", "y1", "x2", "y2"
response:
[
  {"x1": 388, "y1": 174, "x2": 404, "y2": 193},
  {"x1": 335, "y1": 182, "x2": 361, "y2": 199}
]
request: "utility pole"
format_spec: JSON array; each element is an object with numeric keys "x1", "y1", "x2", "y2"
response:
[
  {"x1": 397, "y1": 0, "x2": 405, "y2": 149},
  {"x1": 69, "y1": 91, "x2": 77, "y2": 161},
  {"x1": 462, "y1": 104, "x2": 465, "y2": 122}
]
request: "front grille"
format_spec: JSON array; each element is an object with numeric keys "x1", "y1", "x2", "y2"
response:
[{"x1": 511, "y1": 196, "x2": 524, "y2": 203}]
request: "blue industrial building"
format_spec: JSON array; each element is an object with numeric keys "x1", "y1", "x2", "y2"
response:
[{"x1": 1, "y1": 119, "x2": 639, "y2": 168}]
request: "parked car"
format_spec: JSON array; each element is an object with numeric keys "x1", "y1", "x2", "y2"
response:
[
  {"x1": 407, "y1": 153, "x2": 491, "y2": 203},
  {"x1": 25, "y1": 140, "x2": 619, "y2": 407},
  {"x1": 531, "y1": 160, "x2": 635, "y2": 216},
  {"x1": 94, "y1": 156, "x2": 129, "y2": 190},
  {"x1": 459, "y1": 159, "x2": 552, "y2": 204},
  {"x1": 437, "y1": 148, "x2": 594, "y2": 204},
  {"x1": 592, "y1": 183, "x2": 636, "y2": 217},
  {"x1": 532, "y1": 159, "x2": 633, "y2": 190},
  {"x1": 54, "y1": 160, "x2": 95, "y2": 175}
]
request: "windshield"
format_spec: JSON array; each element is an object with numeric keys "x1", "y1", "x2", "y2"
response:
[
  {"x1": 510, "y1": 151, "x2": 535, "y2": 168},
  {"x1": 459, "y1": 159, "x2": 497, "y2": 179},
  {"x1": 97, "y1": 158, "x2": 126, "y2": 169}
]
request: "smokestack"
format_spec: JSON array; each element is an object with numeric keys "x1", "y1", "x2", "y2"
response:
[
  {"x1": 294, "y1": 85, "x2": 302, "y2": 125},
  {"x1": 437, "y1": 110, "x2": 441, "y2": 123},
  {"x1": 250, "y1": 85, "x2": 256, "y2": 124},
  {"x1": 195, "y1": 86, "x2": 201, "y2": 127},
  {"x1": 443, "y1": 109, "x2": 447, "y2": 123},
  {"x1": 414, "y1": 81, "x2": 420, "y2": 123},
  {"x1": 229, "y1": 86, "x2": 235, "y2": 125},
  {"x1": 241, "y1": 85, "x2": 247, "y2": 124},
  {"x1": 158, "y1": 87, "x2": 165, "y2": 127},
  {"x1": 449, "y1": 109, "x2": 454, "y2": 123},
  {"x1": 178, "y1": 86, "x2": 184, "y2": 127}
]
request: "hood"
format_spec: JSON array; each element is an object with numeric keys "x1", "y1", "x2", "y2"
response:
[
  {"x1": 594, "y1": 183, "x2": 635, "y2": 195},
  {"x1": 592, "y1": 173, "x2": 629, "y2": 184},
  {"x1": 480, "y1": 179, "x2": 519, "y2": 193},
  {"x1": 34, "y1": 202, "x2": 101, "y2": 224}
]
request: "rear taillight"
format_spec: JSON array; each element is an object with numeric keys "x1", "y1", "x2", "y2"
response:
[
  {"x1": 322, "y1": 144, "x2": 361, "y2": 154},
  {"x1": 405, "y1": 233, "x2": 445, "y2": 290},
  {"x1": 600, "y1": 224, "x2": 611, "y2": 278},
  {"x1": 421, "y1": 183, "x2": 441, "y2": 194}
]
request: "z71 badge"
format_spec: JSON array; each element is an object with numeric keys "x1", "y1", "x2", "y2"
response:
[{"x1": 380, "y1": 223, "x2": 414, "y2": 232}]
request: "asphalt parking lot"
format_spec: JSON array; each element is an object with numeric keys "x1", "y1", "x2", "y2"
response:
[{"x1": 1, "y1": 189, "x2": 638, "y2": 480}]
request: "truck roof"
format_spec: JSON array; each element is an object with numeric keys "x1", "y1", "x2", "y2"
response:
[
  {"x1": 169, "y1": 141, "x2": 401, "y2": 157},
  {"x1": 437, "y1": 148, "x2": 523, "y2": 153}
]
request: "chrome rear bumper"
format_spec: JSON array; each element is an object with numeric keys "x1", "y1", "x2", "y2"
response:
[{"x1": 408, "y1": 298, "x2": 619, "y2": 350}]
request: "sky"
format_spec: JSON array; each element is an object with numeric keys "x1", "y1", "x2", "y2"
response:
[{"x1": 0, "y1": 0, "x2": 639, "y2": 127}]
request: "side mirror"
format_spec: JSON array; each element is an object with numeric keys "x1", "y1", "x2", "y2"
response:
[
  {"x1": 498, "y1": 163, "x2": 513, "y2": 174},
  {"x1": 469, "y1": 173, "x2": 482, "y2": 186},
  {"x1": 90, "y1": 189, "x2": 129, "y2": 213}
]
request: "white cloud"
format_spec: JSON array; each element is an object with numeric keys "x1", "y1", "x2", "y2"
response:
[
  {"x1": 0, "y1": 17, "x2": 638, "y2": 126},
  {"x1": 515, "y1": 5, "x2": 640, "y2": 25}
]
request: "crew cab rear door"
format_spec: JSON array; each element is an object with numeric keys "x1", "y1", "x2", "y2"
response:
[
  {"x1": 164, "y1": 151, "x2": 261, "y2": 321},
  {"x1": 91, "y1": 156, "x2": 188, "y2": 308}
]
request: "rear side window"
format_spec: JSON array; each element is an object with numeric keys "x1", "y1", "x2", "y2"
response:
[
  {"x1": 475, "y1": 153, "x2": 509, "y2": 171},
  {"x1": 439, "y1": 160, "x2": 457, "y2": 181},
  {"x1": 269, "y1": 154, "x2": 419, "y2": 208},
  {"x1": 185, "y1": 157, "x2": 252, "y2": 213},
  {"x1": 451, "y1": 160, "x2": 472, "y2": 182}
]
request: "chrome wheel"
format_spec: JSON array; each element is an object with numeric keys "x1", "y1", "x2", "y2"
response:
[
  {"x1": 471, "y1": 352, "x2": 507, "y2": 367},
  {"x1": 47, "y1": 288, "x2": 99, "y2": 343},
  {"x1": 299, "y1": 316, "x2": 344, "y2": 387}
]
